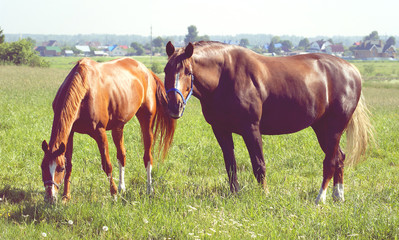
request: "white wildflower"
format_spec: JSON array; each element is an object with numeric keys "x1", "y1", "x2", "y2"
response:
[
  {"x1": 102, "y1": 226, "x2": 109, "y2": 232},
  {"x1": 68, "y1": 220, "x2": 73, "y2": 225},
  {"x1": 41, "y1": 232, "x2": 47, "y2": 237},
  {"x1": 187, "y1": 205, "x2": 197, "y2": 211}
]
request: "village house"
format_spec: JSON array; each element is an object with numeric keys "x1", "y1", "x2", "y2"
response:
[
  {"x1": 353, "y1": 40, "x2": 397, "y2": 59},
  {"x1": 35, "y1": 40, "x2": 62, "y2": 56},
  {"x1": 75, "y1": 45, "x2": 91, "y2": 56},
  {"x1": 108, "y1": 45, "x2": 128, "y2": 56}
]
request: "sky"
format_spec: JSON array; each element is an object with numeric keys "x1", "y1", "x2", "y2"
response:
[{"x1": 1, "y1": 0, "x2": 399, "y2": 38}]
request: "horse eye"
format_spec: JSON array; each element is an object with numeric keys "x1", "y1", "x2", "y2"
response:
[{"x1": 56, "y1": 166, "x2": 65, "y2": 172}]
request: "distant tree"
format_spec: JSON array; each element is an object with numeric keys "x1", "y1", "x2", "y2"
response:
[
  {"x1": 271, "y1": 36, "x2": 281, "y2": 44},
  {"x1": 0, "y1": 39, "x2": 49, "y2": 67},
  {"x1": 385, "y1": 36, "x2": 396, "y2": 48},
  {"x1": 185, "y1": 25, "x2": 199, "y2": 44},
  {"x1": 239, "y1": 38, "x2": 250, "y2": 48},
  {"x1": 130, "y1": 42, "x2": 145, "y2": 55},
  {"x1": 197, "y1": 35, "x2": 210, "y2": 41},
  {"x1": 281, "y1": 40, "x2": 293, "y2": 52},
  {"x1": 298, "y1": 38, "x2": 309, "y2": 49},
  {"x1": 0, "y1": 27, "x2": 5, "y2": 44},
  {"x1": 268, "y1": 41, "x2": 276, "y2": 53},
  {"x1": 152, "y1": 36, "x2": 164, "y2": 48},
  {"x1": 364, "y1": 31, "x2": 379, "y2": 41}
]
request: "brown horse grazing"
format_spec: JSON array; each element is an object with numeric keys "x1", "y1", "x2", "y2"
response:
[
  {"x1": 41, "y1": 57, "x2": 175, "y2": 203},
  {"x1": 164, "y1": 41, "x2": 373, "y2": 204}
]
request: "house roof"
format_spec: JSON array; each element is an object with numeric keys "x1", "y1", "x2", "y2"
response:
[
  {"x1": 76, "y1": 45, "x2": 91, "y2": 52},
  {"x1": 46, "y1": 46, "x2": 61, "y2": 52},
  {"x1": 108, "y1": 45, "x2": 118, "y2": 51},
  {"x1": 330, "y1": 44, "x2": 344, "y2": 53}
]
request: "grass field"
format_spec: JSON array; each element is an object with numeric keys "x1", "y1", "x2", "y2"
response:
[{"x1": 0, "y1": 57, "x2": 398, "y2": 239}]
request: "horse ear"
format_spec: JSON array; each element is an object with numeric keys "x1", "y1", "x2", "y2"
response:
[
  {"x1": 185, "y1": 42, "x2": 194, "y2": 58},
  {"x1": 166, "y1": 41, "x2": 175, "y2": 57},
  {"x1": 53, "y1": 143, "x2": 66, "y2": 157},
  {"x1": 42, "y1": 140, "x2": 49, "y2": 152}
]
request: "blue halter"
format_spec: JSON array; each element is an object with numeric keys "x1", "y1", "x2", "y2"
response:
[{"x1": 166, "y1": 73, "x2": 194, "y2": 105}]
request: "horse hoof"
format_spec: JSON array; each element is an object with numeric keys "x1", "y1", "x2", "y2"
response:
[
  {"x1": 147, "y1": 184, "x2": 154, "y2": 195},
  {"x1": 118, "y1": 185, "x2": 126, "y2": 194},
  {"x1": 62, "y1": 195, "x2": 71, "y2": 204}
]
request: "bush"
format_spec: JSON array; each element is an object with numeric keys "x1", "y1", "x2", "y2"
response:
[
  {"x1": 363, "y1": 64, "x2": 375, "y2": 76},
  {"x1": 0, "y1": 39, "x2": 50, "y2": 67},
  {"x1": 151, "y1": 62, "x2": 163, "y2": 74}
]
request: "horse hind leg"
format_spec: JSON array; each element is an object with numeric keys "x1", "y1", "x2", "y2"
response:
[
  {"x1": 112, "y1": 127, "x2": 127, "y2": 193},
  {"x1": 332, "y1": 147, "x2": 345, "y2": 202},
  {"x1": 313, "y1": 123, "x2": 345, "y2": 204}
]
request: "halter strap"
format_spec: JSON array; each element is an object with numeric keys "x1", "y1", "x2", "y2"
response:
[
  {"x1": 44, "y1": 180, "x2": 60, "y2": 189},
  {"x1": 166, "y1": 73, "x2": 194, "y2": 105}
]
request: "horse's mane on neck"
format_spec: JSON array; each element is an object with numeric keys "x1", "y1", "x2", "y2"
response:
[
  {"x1": 192, "y1": 41, "x2": 238, "y2": 58},
  {"x1": 49, "y1": 59, "x2": 91, "y2": 150},
  {"x1": 169, "y1": 41, "x2": 238, "y2": 71}
]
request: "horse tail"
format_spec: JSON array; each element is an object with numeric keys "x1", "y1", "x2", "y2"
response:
[
  {"x1": 151, "y1": 71, "x2": 176, "y2": 159},
  {"x1": 345, "y1": 93, "x2": 375, "y2": 167}
]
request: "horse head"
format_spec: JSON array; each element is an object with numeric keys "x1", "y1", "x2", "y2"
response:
[
  {"x1": 41, "y1": 140, "x2": 66, "y2": 203},
  {"x1": 164, "y1": 41, "x2": 195, "y2": 119}
]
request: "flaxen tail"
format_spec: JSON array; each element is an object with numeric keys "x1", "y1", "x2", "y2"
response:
[
  {"x1": 152, "y1": 72, "x2": 176, "y2": 159},
  {"x1": 345, "y1": 94, "x2": 375, "y2": 167}
]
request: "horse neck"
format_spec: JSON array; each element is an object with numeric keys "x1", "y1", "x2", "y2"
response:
[
  {"x1": 192, "y1": 56, "x2": 222, "y2": 99},
  {"x1": 49, "y1": 62, "x2": 89, "y2": 151},
  {"x1": 48, "y1": 113, "x2": 72, "y2": 152}
]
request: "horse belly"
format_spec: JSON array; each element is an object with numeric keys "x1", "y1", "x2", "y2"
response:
[{"x1": 259, "y1": 102, "x2": 319, "y2": 135}]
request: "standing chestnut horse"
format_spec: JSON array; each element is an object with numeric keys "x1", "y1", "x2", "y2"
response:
[
  {"x1": 164, "y1": 41, "x2": 372, "y2": 204},
  {"x1": 41, "y1": 57, "x2": 175, "y2": 203}
]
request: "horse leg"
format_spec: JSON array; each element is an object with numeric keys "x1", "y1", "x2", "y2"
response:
[
  {"x1": 313, "y1": 123, "x2": 345, "y2": 204},
  {"x1": 212, "y1": 126, "x2": 240, "y2": 193},
  {"x1": 241, "y1": 124, "x2": 267, "y2": 192},
  {"x1": 95, "y1": 127, "x2": 118, "y2": 197},
  {"x1": 112, "y1": 127, "x2": 126, "y2": 193},
  {"x1": 332, "y1": 147, "x2": 345, "y2": 202},
  {"x1": 137, "y1": 110, "x2": 155, "y2": 194},
  {"x1": 62, "y1": 132, "x2": 74, "y2": 202}
]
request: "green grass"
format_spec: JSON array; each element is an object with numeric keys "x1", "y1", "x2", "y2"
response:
[{"x1": 0, "y1": 59, "x2": 398, "y2": 239}]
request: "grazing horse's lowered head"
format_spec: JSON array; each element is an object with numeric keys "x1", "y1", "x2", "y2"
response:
[{"x1": 41, "y1": 140, "x2": 66, "y2": 203}]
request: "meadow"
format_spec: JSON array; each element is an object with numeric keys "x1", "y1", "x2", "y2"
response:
[{"x1": 0, "y1": 57, "x2": 398, "y2": 239}]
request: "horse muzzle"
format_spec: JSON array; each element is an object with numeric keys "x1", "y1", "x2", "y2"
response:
[
  {"x1": 167, "y1": 100, "x2": 185, "y2": 119},
  {"x1": 43, "y1": 180, "x2": 60, "y2": 203}
]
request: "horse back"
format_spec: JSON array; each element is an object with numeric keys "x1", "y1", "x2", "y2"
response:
[
  {"x1": 71, "y1": 58, "x2": 155, "y2": 132},
  {"x1": 256, "y1": 53, "x2": 362, "y2": 134}
]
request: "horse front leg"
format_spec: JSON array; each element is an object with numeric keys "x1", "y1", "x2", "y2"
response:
[
  {"x1": 95, "y1": 128, "x2": 118, "y2": 197},
  {"x1": 241, "y1": 124, "x2": 267, "y2": 192},
  {"x1": 212, "y1": 126, "x2": 240, "y2": 193},
  {"x1": 137, "y1": 110, "x2": 155, "y2": 194},
  {"x1": 112, "y1": 127, "x2": 126, "y2": 193},
  {"x1": 62, "y1": 132, "x2": 74, "y2": 203}
]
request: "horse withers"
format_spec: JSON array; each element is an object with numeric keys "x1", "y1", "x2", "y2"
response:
[
  {"x1": 164, "y1": 41, "x2": 373, "y2": 204},
  {"x1": 41, "y1": 57, "x2": 175, "y2": 203}
]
